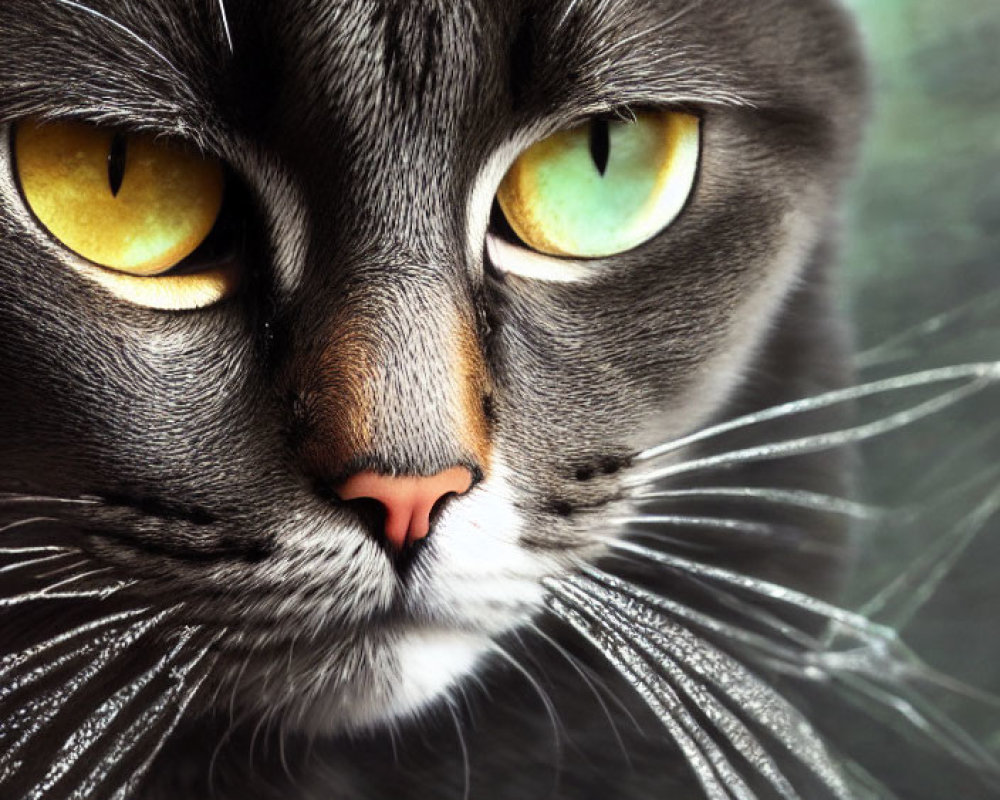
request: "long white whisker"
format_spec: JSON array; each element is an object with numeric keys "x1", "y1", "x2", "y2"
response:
[
  {"x1": 216, "y1": 0, "x2": 234, "y2": 54},
  {"x1": 63, "y1": 631, "x2": 224, "y2": 800},
  {"x1": 858, "y1": 486, "x2": 1000, "y2": 630},
  {"x1": 834, "y1": 672, "x2": 1000, "y2": 776},
  {"x1": 582, "y1": 566, "x2": 818, "y2": 657},
  {"x1": 634, "y1": 362, "x2": 999, "y2": 464},
  {"x1": 607, "y1": 539, "x2": 892, "y2": 637},
  {"x1": 548, "y1": 596, "x2": 741, "y2": 800},
  {"x1": 0, "y1": 612, "x2": 172, "y2": 779},
  {"x1": 53, "y1": 0, "x2": 183, "y2": 75},
  {"x1": 0, "y1": 546, "x2": 76, "y2": 556},
  {"x1": 0, "y1": 583, "x2": 138, "y2": 606},
  {"x1": 610, "y1": 514, "x2": 777, "y2": 537},
  {"x1": 0, "y1": 551, "x2": 75, "y2": 574},
  {"x1": 31, "y1": 566, "x2": 118, "y2": 595},
  {"x1": 556, "y1": 579, "x2": 801, "y2": 800},
  {"x1": 0, "y1": 608, "x2": 154, "y2": 683},
  {"x1": 20, "y1": 625, "x2": 202, "y2": 798},
  {"x1": 630, "y1": 487, "x2": 884, "y2": 521},
  {"x1": 526, "y1": 621, "x2": 643, "y2": 745},
  {"x1": 856, "y1": 289, "x2": 1000, "y2": 369},
  {"x1": 552, "y1": 577, "x2": 854, "y2": 798},
  {"x1": 0, "y1": 494, "x2": 96, "y2": 505},
  {"x1": 446, "y1": 698, "x2": 471, "y2": 800},
  {"x1": 0, "y1": 516, "x2": 59, "y2": 534},
  {"x1": 489, "y1": 642, "x2": 565, "y2": 764},
  {"x1": 632, "y1": 375, "x2": 995, "y2": 485}
]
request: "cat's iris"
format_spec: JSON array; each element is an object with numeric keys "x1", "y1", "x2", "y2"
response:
[
  {"x1": 496, "y1": 110, "x2": 700, "y2": 259},
  {"x1": 12, "y1": 119, "x2": 234, "y2": 310}
]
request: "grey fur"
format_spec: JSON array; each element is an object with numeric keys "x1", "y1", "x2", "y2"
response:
[{"x1": 0, "y1": 0, "x2": 893, "y2": 797}]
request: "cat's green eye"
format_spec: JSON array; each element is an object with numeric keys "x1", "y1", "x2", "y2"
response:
[
  {"x1": 13, "y1": 119, "x2": 237, "y2": 310},
  {"x1": 496, "y1": 110, "x2": 700, "y2": 259}
]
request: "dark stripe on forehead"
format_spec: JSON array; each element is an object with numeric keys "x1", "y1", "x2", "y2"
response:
[
  {"x1": 377, "y1": 2, "x2": 443, "y2": 103},
  {"x1": 365, "y1": 0, "x2": 489, "y2": 115}
]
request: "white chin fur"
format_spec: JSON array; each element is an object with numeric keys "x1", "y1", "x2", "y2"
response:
[
  {"x1": 376, "y1": 630, "x2": 491, "y2": 722},
  {"x1": 288, "y1": 630, "x2": 492, "y2": 735}
]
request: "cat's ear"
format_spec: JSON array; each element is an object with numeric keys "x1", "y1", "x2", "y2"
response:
[{"x1": 11, "y1": 119, "x2": 239, "y2": 311}]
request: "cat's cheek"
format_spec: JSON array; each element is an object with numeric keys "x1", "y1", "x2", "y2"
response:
[{"x1": 629, "y1": 204, "x2": 829, "y2": 453}]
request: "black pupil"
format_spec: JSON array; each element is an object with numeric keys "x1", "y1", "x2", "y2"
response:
[
  {"x1": 107, "y1": 132, "x2": 128, "y2": 197},
  {"x1": 589, "y1": 119, "x2": 610, "y2": 177}
]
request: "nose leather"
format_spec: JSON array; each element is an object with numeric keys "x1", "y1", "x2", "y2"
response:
[{"x1": 335, "y1": 466, "x2": 474, "y2": 551}]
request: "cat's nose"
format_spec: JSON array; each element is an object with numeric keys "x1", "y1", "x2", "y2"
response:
[{"x1": 335, "y1": 467, "x2": 475, "y2": 551}]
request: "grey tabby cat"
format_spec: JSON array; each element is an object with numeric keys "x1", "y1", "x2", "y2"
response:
[{"x1": 2, "y1": 1, "x2": 993, "y2": 798}]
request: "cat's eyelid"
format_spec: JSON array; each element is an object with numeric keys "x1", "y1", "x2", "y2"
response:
[
  {"x1": 6, "y1": 112, "x2": 222, "y2": 164},
  {"x1": 485, "y1": 234, "x2": 599, "y2": 284}
]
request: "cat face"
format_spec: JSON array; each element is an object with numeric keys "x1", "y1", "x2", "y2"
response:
[{"x1": 0, "y1": 0, "x2": 864, "y2": 733}]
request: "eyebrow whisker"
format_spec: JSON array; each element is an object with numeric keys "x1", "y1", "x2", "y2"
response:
[
  {"x1": 216, "y1": 0, "x2": 234, "y2": 55},
  {"x1": 53, "y1": 0, "x2": 183, "y2": 76}
]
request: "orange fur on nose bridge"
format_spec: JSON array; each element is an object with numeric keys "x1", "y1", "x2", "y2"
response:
[
  {"x1": 297, "y1": 316, "x2": 378, "y2": 478},
  {"x1": 452, "y1": 314, "x2": 494, "y2": 476},
  {"x1": 293, "y1": 306, "x2": 493, "y2": 480}
]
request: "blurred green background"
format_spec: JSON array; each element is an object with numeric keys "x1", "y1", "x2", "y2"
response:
[
  {"x1": 843, "y1": 0, "x2": 1000, "y2": 345},
  {"x1": 839, "y1": 0, "x2": 1000, "y2": 766}
]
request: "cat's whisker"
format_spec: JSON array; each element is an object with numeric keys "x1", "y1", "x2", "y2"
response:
[
  {"x1": 553, "y1": 0, "x2": 582, "y2": 32},
  {"x1": 59, "y1": 631, "x2": 224, "y2": 800},
  {"x1": 856, "y1": 288, "x2": 1000, "y2": 370},
  {"x1": 525, "y1": 620, "x2": 644, "y2": 746},
  {"x1": 629, "y1": 487, "x2": 885, "y2": 521},
  {"x1": 0, "y1": 611, "x2": 176, "y2": 785},
  {"x1": 44, "y1": 565, "x2": 117, "y2": 592},
  {"x1": 0, "y1": 608, "x2": 156, "y2": 685},
  {"x1": 554, "y1": 579, "x2": 803, "y2": 800},
  {"x1": 23, "y1": 557, "x2": 95, "y2": 583},
  {"x1": 603, "y1": 548, "x2": 862, "y2": 668},
  {"x1": 605, "y1": 539, "x2": 881, "y2": 631},
  {"x1": 0, "y1": 516, "x2": 59, "y2": 535},
  {"x1": 578, "y1": 553, "x2": 1000, "y2": 778},
  {"x1": 445, "y1": 697, "x2": 472, "y2": 800},
  {"x1": 215, "y1": 0, "x2": 234, "y2": 54},
  {"x1": 613, "y1": 516, "x2": 846, "y2": 557},
  {"x1": 488, "y1": 641, "x2": 565, "y2": 764},
  {"x1": 611, "y1": 514, "x2": 777, "y2": 537},
  {"x1": 548, "y1": 595, "x2": 753, "y2": 800},
  {"x1": 0, "y1": 582, "x2": 138, "y2": 607},
  {"x1": 857, "y1": 485, "x2": 1000, "y2": 631},
  {"x1": 633, "y1": 362, "x2": 1000, "y2": 466},
  {"x1": 550, "y1": 577, "x2": 857, "y2": 798},
  {"x1": 632, "y1": 374, "x2": 996, "y2": 485},
  {"x1": 832, "y1": 671, "x2": 1000, "y2": 777},
  {"x1": 0, "y1": 494, "x2": 97, "y2": 506},
  {"x1": 0, "y1": 550, "x2": 75, "y2": 575},
  {"x1": 582, "y1": 566, "x2": 819, "y2": 659},
  {"x1": 0, "y1": 546, "x2": 76, "y2": 556},
  {"x1": 52, "y1": 0, "x2": 183, "y2": 76}
]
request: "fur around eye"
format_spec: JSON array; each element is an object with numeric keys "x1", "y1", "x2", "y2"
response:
[{"x1": 12, "y1": 118, "x2": 238, "y2": 310}]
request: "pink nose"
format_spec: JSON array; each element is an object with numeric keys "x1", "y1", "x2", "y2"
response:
[{"x1": 335, "y1": 467, "x2": 474, "y2": 551}]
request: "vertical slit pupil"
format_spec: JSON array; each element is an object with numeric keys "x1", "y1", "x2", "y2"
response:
[
  {"x1": 107, "y1": 133, "x2": 128, "y2": 197},
  {"x1": 589, "y1": 119, "x2": 610, "y2": 177}
]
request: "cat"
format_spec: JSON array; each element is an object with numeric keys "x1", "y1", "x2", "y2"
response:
[{"x1": 1, "y1": 1, "x2": 994, "y2": 798}]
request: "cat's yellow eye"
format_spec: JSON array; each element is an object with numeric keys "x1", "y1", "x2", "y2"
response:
[
  {"x1": 496, "y1": 110, "x2": 700, "y2": 259},
  {"x1": 13, "y1": 118, "x2": 236, "y2": 310}
]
